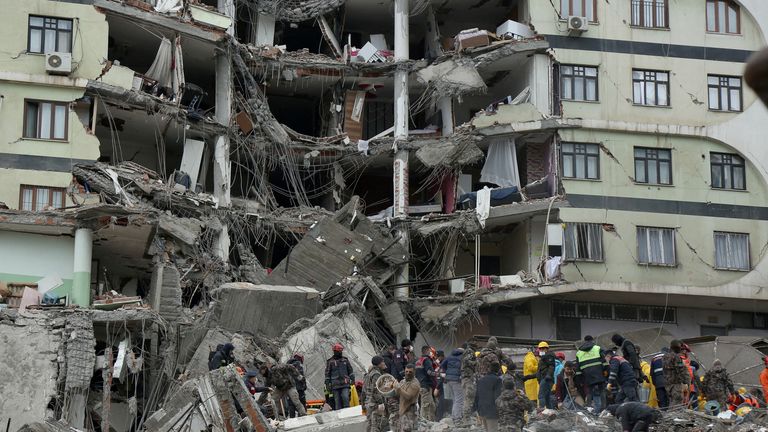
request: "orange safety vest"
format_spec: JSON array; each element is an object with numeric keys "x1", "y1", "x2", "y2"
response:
[{"x1": 681, "y1": 354, "x2": 695, "y2": 392}]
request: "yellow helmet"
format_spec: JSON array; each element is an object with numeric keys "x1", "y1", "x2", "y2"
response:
[
  {"x1": 538, "y1": 341, "x2": 550, "y2": 349},
  {"x1": 738, "y1": 387, "x2": 747, "y2": 395},
  {"x1": 475, "y1": 351, "x2": 481, "y2": 358}
]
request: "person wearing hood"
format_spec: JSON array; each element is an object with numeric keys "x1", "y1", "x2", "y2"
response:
[
  {"x1": 702, "y1": 359, "x2": 735, "y2": 408},
  {"x1": 606, "y1": 402, "x2": 662, "y2": 432},
  {"x1": 662, "y1": 340, "x2": 691, "y2": 408},
  {"x1": 441, "y1": 347, "x2": 464, "y2": 423},
  {"x1": 575, "y1": 335, "x2": 607, "y2": 413},
  {"x1": 612, "y1": 334, "x2": 644, "y2": 383},
  {"x1": 208, "y1": 343, "x2": 235, "y2": 371},
  {"x1": 479, "y1": 337, "x2": 509, "y2": 375},
  {"x1": 523, "y1": 348, "x2": 540, "y2": 403},
  {"x1": 326, "y1": 343, "x2": 355, "y2": 410}
]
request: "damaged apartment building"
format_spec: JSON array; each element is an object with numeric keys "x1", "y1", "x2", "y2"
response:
[{"x1": 1, "y1": 0, "x2": 768, "y2": 429}]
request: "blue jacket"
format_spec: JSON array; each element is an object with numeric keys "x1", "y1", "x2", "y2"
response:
[
  {"x1": 650, "y1": 354, "x2": 665, "y2": 388},
  {"x1": 441, "y1": 349, "x2": 463, "y2": 382},
  {"x1": 609, "y1": 356, "x2": 638, "y2": 388}
]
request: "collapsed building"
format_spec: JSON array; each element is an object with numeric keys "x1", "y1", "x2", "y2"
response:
[{"x1": 2, "y1": 0, "x2": 768, "y2": 430}]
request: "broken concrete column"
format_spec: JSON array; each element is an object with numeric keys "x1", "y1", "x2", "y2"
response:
[
  {"x1": 72, "y1": 228, "x2": 93, "y2": 307},
  {"x1": 148, "y1": 264, "x2": 182, "y2": 323},
  {"x1": 63, "y1": 313, "x2": 96, "y2": 429}
]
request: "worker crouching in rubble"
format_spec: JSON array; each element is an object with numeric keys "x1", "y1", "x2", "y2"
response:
[
  {"x1": 326, "y1": 343, "x2": 355, "y2": 410},
  {"x1": 606, "y1": 402, "x2": 662, "y2": 432},
  {"x1": 208, "y1": 343, "x2": 235, "y2": 370},
  {"x1": 496, "y1": 375, "x2": 534, "y2": 432},
  {"x1": 606, "y1": 351, "x2": 640, "y2": 403},
  {"x1": 395, "y1": 363, "x2": 421, "y2": 432},
  {"x1": 268, "y1": 362, "x2": 307, "y2": 417},
  {"x1": 363, "y1": 356, "x2": 389, "y2": 432},
  {"x1": 555, "y1": 361, "x2": 586, "y2": 409},
  {"x1": 701, "y1": 359, "x2": 735, "y2": 409}
]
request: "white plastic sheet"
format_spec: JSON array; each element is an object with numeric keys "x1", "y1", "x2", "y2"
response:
[
  {"x1": 480, "y1": 137, "x2": 521, "y2": 188},
  {"x1": 476, "y1": 186, "x2": 491, "y2": 228},
  {"x1": 154, "y1": 0, "x2": 183, "y2": 13},
  {"x1": 145, "y1": 37, "x2": 185, "y2": 99}
]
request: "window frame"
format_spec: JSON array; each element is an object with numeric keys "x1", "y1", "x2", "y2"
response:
[
  {"x1": 19, "y1": 185, "x2": 66, "y2": 211},
  {"x1": 563, "y1": 222, "x2": 604, "y2": 262},
  {"x1": 27, "y1": 15, "x2": 73, "y2": 54},
  {"x1": 707, "y1": 75, "x2": 743, "y2": 112},
  {"x1": 710, "y1": 152, "x2": 746, "y2": 191},
  {"x1": 706, "y1": 0, "x2": 740, "y2": 34},
  {"x1": 559, "y1": 64, "x2": 599, "y2": 102},
  {"x1": 22, "y1": 99, "x2": 69, "y2": 141},
  {"x1": 561, "y1": 142, "x2": 601, "y2": 180},
  {"x1": 632, "y1": 69, "x2": 670, "y2": 107},
  {"x1": 634, "y1": 147, "x2": 673, "y2": 185},
  {"x1": 636, "y1": 226, "x2": 677, "y2": 267},
  {"x1": 714, "y1": 231, "x2": 750, "y2": 271},
  {"x1": 560, "y1": 0, "x2": 598, "y2": 22},
  {"x1": 631, "y1": 0, "x2": 669, "y2": 29}
]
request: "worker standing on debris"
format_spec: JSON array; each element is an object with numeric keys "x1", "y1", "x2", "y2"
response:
[
  {"x1": 650, "y1": 348, "x2": 669, "y2": 409},
  {"x1": 208, "y1": 343, "x2": 235, "y2": 371},
  {"x1": 382, "y1": 345, "x2": 397, "y2": 376},
  {"x1": 326, "y1": 343, "x2": 355, "y2": 410},
  {"x1": 287, "y1": 353, "x2": 308, "y2": 417},
  {"x1": 269, "y1": 362, "x2": 307, "y2": 417},
  {"x1": 663, "y1": 340, "x2": 691, "y2": 408},
  {"x1": 496, "y1": 375, "x2": 533, "y2": 432},
  {"x1": 363, "y1": 356, "x2": 388, "y2": 432},
  {"x1": 395, "y1": 363, "x2": 421, "y2": 432},
  {"x1": 701, "y1": 359, "x2": 735, "y2": 409},
  {"x1": 442, "y1": 346, "x2": 464, "y2": 423},
  {"x1": 606, "y1": 351, "x2": 640, "y2": 403},
  {"x1": 393, "y1": 339, "x2": 413, "y2": 381},
  {"x1": 415, "y1": 345, "x2": 438, "y2": 421},
  {"x1": 533, "y1": 341, "x2": 556, "y2": 409},
  {"x1": 476, "y1": 362, "x2": 503, "y2": 431},
  {"x1": 479, "y1": 337, "x2": 509, "y2": 375},
  {"x1": 606, "y1": 402, "x2": 662, "y2": 432},
  {"x1": 523, "y1": 347, "x2": 539, "y2": 403},
  {"x1": 461, "y1": 341, "x2": 479, "y2": 423},
  {"x1": 761, "y1": 356, "x2": 768, "y2": 403},
  {"x1": 435, "y1": 350, "x2": 449, "y2": 420},
  {"x1": 575, "y1": 335, "x2": 607, "y2": 413},
  {"x1": 612, "y1": 334, "x2": 645, "y2": 384}
]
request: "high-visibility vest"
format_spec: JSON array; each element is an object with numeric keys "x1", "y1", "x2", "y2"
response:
[{"x1": 576, "y1": 345, "x2": 603, "y2": 371}]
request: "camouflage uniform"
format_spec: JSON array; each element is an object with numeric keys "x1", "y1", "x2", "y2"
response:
[
  {"x1": 496, "y1": 388, "x2": 533, "y2": 432},
  {"x1": 461, "y1": 347, "x2": 478, "y2": 420},
  {"x1": 269, "y1": 363, "x2": 306, "y2": 416},
  {"x1": 701, "y1": 365, "x2": 734, "y2": 407},
  {"x1": 385, "y1": 396, "x2": 400, "y2": 432},
  {"x1": 478, "y1": 337, "x2": 508, "y2": 375},
  {"x1": 662, "y1": 352, "x2": 691, "y2": 408},
  {"x1": 362, "y1": 366, "x2": 386, "y2": 432}
]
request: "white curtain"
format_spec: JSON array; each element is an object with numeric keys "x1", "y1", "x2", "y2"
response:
[
  {"x1": 638, "y1": 227, "x2": 675, "y2": 265},
  {"x1": 146, "y1": 37, "x2": 173, "y2": 89},
  {"x1": 173, "y1": 36, "x2": 185, "y2": 99},
  {"x1": 154, "y1": 0, "x2": 183, "y2": 13},
  {"x1": 715, "y1": 233, "x2": 749, "y2": 270},
  {"x1": 564, "y1": 223, "x2": 602, "y2": 261},
  {"x1": 480, "y1": 137, "x2": 521, "y2": 188}
]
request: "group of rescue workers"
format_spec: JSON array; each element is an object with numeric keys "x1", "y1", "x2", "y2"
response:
[{"x1": 206, "y1": 333, "x2": 768, "y2": 432}]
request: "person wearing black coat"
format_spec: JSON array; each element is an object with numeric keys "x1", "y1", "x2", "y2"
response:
[
  {"x1": 606, "y1": 402, "x2": 662, "y2": 432},
  {"x1": 475, "y1": 364, "x2": 503, "y2": 432},
  {"x1": 612, "y1": 334, "x2": 644, "y2": 382},
  {"x1": 382, "y1": 345, "x2": 397, "y2": 376},
  {"x1": 287, "y1": 354, "x2": 307, "y2": 417},
  {"x1": 650, "y1": 348, "x2": 669, "y2": 409},
  {"x1": 208, "y1": 343, "x2": 235, "y2": 371},
  {"x1": 606, "y1": 351, "x2": 640, "y2": 403}
]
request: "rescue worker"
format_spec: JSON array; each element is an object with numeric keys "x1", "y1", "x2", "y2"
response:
[
  {"x1": 637, "y1": 346, "x2": 656, "y2": 407},
  {"x1": 441, "y1": 346, "x2": 464, "y2": 423},
  {"x1": 611, "y1": 334, "x2": 644, "y2": 383},
  {"x1": 287, "y1": 354, "x2": 307, "y2": 417},
  {"x1": 680, "y1": 344, "x2": 698, "y2": 405},
  {"x1": 554, "y1": 352, "x2": 566, "y2": 381},
  {"x1": 363, "y1": 356, "x2": 388, "y2": 432},
  {"x1": 395, "y1": 363, "x2": 421, "y2": 432},
  {"x1": 606, "y1": 402, "x2": 662, "y2": 432},
  {"x1": 556, "y1": 361, "x2": 585, "y2": 409},
  {"x1": 702, "y1": 359, "x2": 735, "y2": 408},
  {"x1": 393, "y1": 339, "x2": 413, "y2": 381},
  {"x1": 761, "y1": 356, "x2": 768, "y2": 404},
  {"x1": 650, "y1": 348, "x2": 669, "y2": 409},
  {"x1": 534, "y1": 341, "x2": 556, "y2": 409},
  {"x1": 461, "y1": 341, "x2": 479, "y2": 422},
  {"x1": 269, "y1": 362, "x2": 307, "y2": 417},
  {"x1": 475, "y1": 362, "x2": 503, "y2": 431},
  {"x1": 415, "y1": 345, "x2": 438, "y2": 421},
  {"x1": 244, "y1": 370, "x2": 270, "y2": 395},
  {"x1": 662, "y1": 340, "x2": 691, "y2": 408},
  {"x1": 208, "y1": 343, "x2": 235, "y2": 371},
  {"x1": 575, "y1": 335, "x2": 607, "y2": 413},
  {"x1": 496, "y1": 375, "x2": 533, "y2": 432},
  {"x1": 606, "y1": 351, "x2": 640, "y2": 403},
  {"x1": 325, "y1": 343, "x2": 355, "y2": 410},
  {"x1": 523, "y1": 346, "x2": 540, "y2": 403},
  {"x1": 435, "y1": 350, "x2": 448, "y2": 420},
  {"x1": 382, "y1": 345, "x2": 397, "y2": 376},
  {"x1": 478, "y1": 337, "x2": 509, "y2": 375}
]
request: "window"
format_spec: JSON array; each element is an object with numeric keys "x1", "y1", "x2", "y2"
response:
[
  {"x1": 552, "y1": 300, "x2": 676, "y2": 323},
  {"x1": 23, "y1": 100, "x2": 68, "y2": 140},
  {"x1": 560, "y1": 65, "x2": 598, "y2": 102},
  {"x1": 632, "y1": 69, "x2": 669, "y2": 106},
  {"x1": 710, "y1": 152, "x2": 745, "y2": 190},
  {"x1": 634, "y1": 147, "x2": 672, "y2": 185},
  {"x1": 714, "y1": 232, "x2": 750, "y2": 270},
  {"x1": 563, "y1": 222, "x2": 603, "y2": 261},
  {"x1": 20, "y1": 185, "x2": 66, "y2": 211},
  {"x1": 706, "y1": 0, "x2": 740, "y2": 34},
  {"x1": 732, "y1": 311, "x2": 768, "y2": 329},
  {"x1": 28, "y1": 15, "x2": 73, "y2": 54},
  {"x1": 637, "y1": 226, "x2": 676, "y2": 266},
  {"x1": 562, "y1": 143, "x2": 600, "y2": 179},
  {"x1": 708, "y1": 75, "x2": 742, "y2": 112},
  {"x1": 560, "y1": 0, "x2": 597, "y2": 22},
  {"x1": 631, "y1": 0, "x2": 668, "y2": 28}
]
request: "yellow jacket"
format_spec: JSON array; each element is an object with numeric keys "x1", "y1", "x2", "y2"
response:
[
  {"x1": 641, "y1": 360, "x2": 657, "y2": 408},
  {"x1": 524, "y1": 351, "x2": 539, "y2": 401}
]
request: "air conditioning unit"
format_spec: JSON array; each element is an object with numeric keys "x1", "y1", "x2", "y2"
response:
[
  {"x1": 567, "y1": 15, "x2": 589, "y2": 33},
  {"x1": 45, "y1": 52, "x2": 72, "y2": 75}
]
